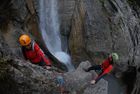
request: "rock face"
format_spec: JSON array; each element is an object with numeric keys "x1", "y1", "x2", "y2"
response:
[
  {"x1": 58, "y1": 0, "x2": 76, "y2": 51},
  {"x1": 69, "y1": 0, "x2": 140, "y2": 65},
  {"x1": 69, "y1": 0, "x2": 140, "y2": 93},
  {"x1": 0, "y1": 57, "x2": 95, "y2": 94},
  {"x1": 84, "y1": 79, "x2": 108, "y2": 94}
]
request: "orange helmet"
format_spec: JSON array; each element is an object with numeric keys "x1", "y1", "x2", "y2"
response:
[{"x1": 19, "y1": 34, "x2": 31, "y2": 46}]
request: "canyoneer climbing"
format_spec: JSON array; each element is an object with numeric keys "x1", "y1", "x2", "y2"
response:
[
  {"x1": 19, "y1": 34, "x2": 52, "y2": 69},
  {"x1": 84, "y1": 53, "x2": 119, "y2": 84}
]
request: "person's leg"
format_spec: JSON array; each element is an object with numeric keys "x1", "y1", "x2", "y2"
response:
[
  {"x1": 90, "y1": 73, "x2": 108, "y2": 85},
  {"x1": 84, "y1": 65, "x2": 101, "y2": 72},
  {"x1": 95, "y1": 73, "x2": 107, "y2": 82}
]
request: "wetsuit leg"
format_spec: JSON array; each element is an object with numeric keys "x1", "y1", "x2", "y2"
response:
[{"x1": 85, "y1": 65, "x2": 101, "y2": 72}]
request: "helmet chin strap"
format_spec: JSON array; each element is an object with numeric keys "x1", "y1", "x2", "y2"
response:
[{"x1": 25, "y1": 43, "x2": 32, "y2": 50}]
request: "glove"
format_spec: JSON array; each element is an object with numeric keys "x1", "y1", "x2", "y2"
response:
[{"x1": 90, "y1": 80, "x2": 96, "y2": 85}]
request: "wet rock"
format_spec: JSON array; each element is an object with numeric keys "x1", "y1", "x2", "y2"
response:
[
  {"x1": 69, "y1": 0, "x2": 140, "y2": 66},
  {"x1": 1, "y1": 0, "x2": 140, "y2": 94},
  {"x1": 64, "y1": 61, "x2": 95, "y2": 91},
  {"x1": 84, "y1": 79, "x2": 108, "y2": 94},
  {"x1": 0, "y1": 58, "x2": 96, "y2": 94}
]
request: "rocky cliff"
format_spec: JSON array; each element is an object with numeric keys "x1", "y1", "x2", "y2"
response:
[
  {"x1": 69, "y1": 0, "x2": 140, "y2": 94},
  {"x1": 0, "y1": 0, "x2": 140, "y2": 94},
  {"x1": 70, "y1": 0, "x2": 140, "y2": 65}
]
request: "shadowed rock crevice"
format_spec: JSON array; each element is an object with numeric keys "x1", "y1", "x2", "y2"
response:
[{"x1": 122, "y1": 66, "x2": 137, "y2": 94}]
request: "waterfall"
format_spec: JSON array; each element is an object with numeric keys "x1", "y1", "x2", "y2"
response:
[{"x1": 39, "y1": 0, "x2": 75, "y2": 71}]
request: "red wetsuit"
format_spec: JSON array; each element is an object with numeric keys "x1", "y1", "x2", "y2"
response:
[
  {"x1": 95, "y1": 57, "x2": 113, "y2": 81},
  {"x1": 22, "y1": 42, "x2": 51, "y2": 66}
]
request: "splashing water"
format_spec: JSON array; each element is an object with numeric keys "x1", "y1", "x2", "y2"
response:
[
  {"x1": 54, "y1": 52, "x2": 75, "y2": 71},
  {"x1": 39, "y1": 0, "x2": 75, "y2": 71}
]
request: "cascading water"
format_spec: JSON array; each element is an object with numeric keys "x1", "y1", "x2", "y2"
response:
[{"x1": 39, "y1": 0, "x2": 75, "y2": 71}]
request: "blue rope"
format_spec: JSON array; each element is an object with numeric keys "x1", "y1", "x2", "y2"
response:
[{"x1": 56, "y1": 75, "x2": 65, "y2": 86}]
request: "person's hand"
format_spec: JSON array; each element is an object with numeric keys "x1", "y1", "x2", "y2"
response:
[
  {"x1": 46, "y1": 66, "x2": 51, "y2": 70},
  {"x1": 90, "y1": 80, "x2": 96, "y2": 85}
]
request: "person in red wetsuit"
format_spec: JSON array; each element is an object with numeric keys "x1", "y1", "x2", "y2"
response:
[
  {"x1": 84, "y1": 53, "x2": 119, "y2": 84},
  {"x1": 19, "y1": 34, "x2": 52, "y2": 69}
]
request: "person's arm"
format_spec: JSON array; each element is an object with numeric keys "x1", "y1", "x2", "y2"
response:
[
  {"x1": 42, "y1": 56, "x2": 52, "y2": 66},
  {"x1": 34, "y1": 42, "x2": 52, "y2": 66}
]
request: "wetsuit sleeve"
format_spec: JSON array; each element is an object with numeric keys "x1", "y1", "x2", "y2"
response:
[
  {"x1": 34, "y1": 43, "x2": 52, "y2": 66},
  {"x1": 86, "y1": 65, "x2": 101, "y2": 72}
]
